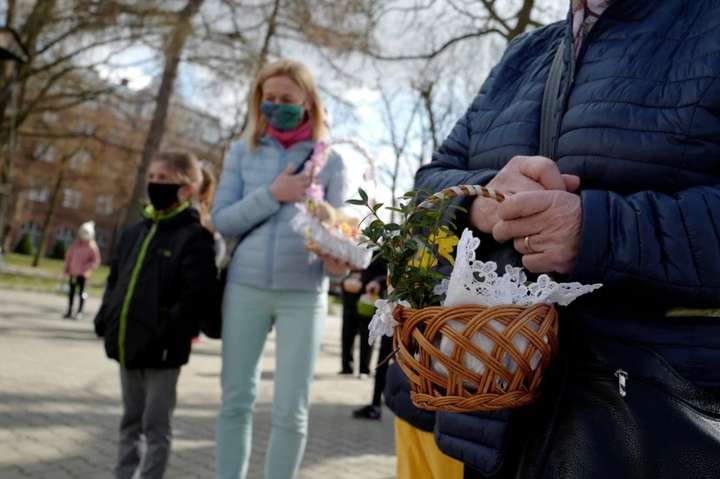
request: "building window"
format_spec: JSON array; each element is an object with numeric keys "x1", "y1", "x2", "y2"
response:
[
  {"x1": 34, "y1": 144, "x2": 56, "y2": 163},
  {"x1": 73, "y1": 121, "x2": 95, "y2": 136},
  {"x1": 96, "y1": 194, "x2": 113, "y2": 216},
  {"x1": 27, "y1": 187, "x2": 50, "y2": 203},
  {"x1": 55, "y1": 227, "x2": 74, "y2": 249},
  {"x1": 62, "y1": 188, "x2": 82, "y2": 209},
  {"x1": 18, "y1": 222, "x2": 41, "y2": 249},
  {"x1": 141, "y1": 103, "x2": 154, "y2": 120},
  {"x1": 96, "y1": 230, "x2": 108, "y2": 254},
  {"x1": 69, "y1": 150, "x2": 91, "y2": 171},
  {"x1": 201, "y1": 124, "x2": 221, "y2": 144},
  {"x1": 42, "y1": 111, "x2": 59, "y2": 124},
  {"x1": 84, "y1": 100, "x2": 99, "y2": 111}
]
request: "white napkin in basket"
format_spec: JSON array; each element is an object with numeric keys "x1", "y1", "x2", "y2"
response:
[{"x1": 432, "y1": 229, "x2": 602, "y2": 385}]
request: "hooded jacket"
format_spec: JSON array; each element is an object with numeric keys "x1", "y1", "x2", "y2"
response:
[{"x1": 94, "y1": 204, "x2": 218, "y2": 369}]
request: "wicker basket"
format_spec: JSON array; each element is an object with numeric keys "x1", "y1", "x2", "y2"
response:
[{"x1": 392, "y1": 185, "x2": 560, "y2": 412}]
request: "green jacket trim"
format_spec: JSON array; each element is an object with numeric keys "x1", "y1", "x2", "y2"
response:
[{"x1": 118, "y1": 202, "x2": 189, "y2": 367}]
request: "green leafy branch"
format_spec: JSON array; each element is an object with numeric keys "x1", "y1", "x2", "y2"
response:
[{"x1": 348, "y1": 188, "x2": 463, "y2": 309}]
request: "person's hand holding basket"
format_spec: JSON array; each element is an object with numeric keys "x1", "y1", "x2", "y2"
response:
[
  {"x1": 350, "y1": 184, "x2": 602, "y2": 413},
  {"x1": 291, "y1": 139, "x2": 376, "y2": 271}
]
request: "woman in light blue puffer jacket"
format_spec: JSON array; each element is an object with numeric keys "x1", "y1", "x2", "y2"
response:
[{"x1": 213, "y1": 59, "x2": 348, "y2": 479}]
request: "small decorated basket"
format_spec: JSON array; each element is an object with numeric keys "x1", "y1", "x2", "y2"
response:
[
  {"x1": 291, "y1": 139, "x2": 376, "y2": 270},
  {"x1": 393, "y1": 303, "x2": 558, "y2": 412},
  {"x1": 362, "y1": 185, "x2": 600, "y2": 413}
]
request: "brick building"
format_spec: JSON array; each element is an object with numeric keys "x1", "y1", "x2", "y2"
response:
[{"x1": 6, "y1": 77, "x2": 227, "y2": 262}]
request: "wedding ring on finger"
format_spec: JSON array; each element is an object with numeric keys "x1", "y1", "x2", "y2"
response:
[{"x1": 524, "y1": 235, "x2": 537, "y2": 254}]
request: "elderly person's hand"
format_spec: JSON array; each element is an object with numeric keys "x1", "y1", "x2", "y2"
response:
[
  {"x1": 471, "y1": 156, "x2": 580, "y2": 233},
  {"x1": 492, "y1": 190, "x2": 582, "y2": 274}
]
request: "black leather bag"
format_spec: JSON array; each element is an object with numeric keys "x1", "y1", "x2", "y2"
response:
[{"x1": 513, "y1": 337, "x2": 720, "y2": 479}]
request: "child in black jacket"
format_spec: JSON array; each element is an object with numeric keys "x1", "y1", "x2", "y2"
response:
[{"x1": 94, "y1": 150, "x2": 218, "y2": 479}]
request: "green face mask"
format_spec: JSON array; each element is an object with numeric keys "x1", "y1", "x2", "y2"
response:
[{"x1": 261, "y1": 101, "x2": 305, "y2": 131}]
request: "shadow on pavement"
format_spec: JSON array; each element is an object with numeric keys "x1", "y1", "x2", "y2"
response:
[{"x1": 0, "y1": 390, "x2": 394, "y2": 478}]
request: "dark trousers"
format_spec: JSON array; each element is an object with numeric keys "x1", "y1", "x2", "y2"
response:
[
  {"x1": 66, "y1": 276, "x2": 86, "y2": 315},
  {"x1": 115, "y1": 367, "x2": 180, "y2": 479},
  {"x1": 372, "y1": 335, "x2": 394, "y2": 406},
  {"x1": 341, "y1": 292, "x2": 371, "y2": 374}
]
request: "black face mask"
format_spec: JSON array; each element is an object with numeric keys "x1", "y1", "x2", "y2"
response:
[{"x1": 147, "y1": 182, "x2": 182, "y2": 211}]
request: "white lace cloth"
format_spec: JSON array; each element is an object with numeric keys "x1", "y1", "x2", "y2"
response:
[
  {"x1": 368, "y1": 229, "x2": 602, "y2": 385},
  {"x1": 368, "y1": 298, "x2": 410, "y2": 346},
  {"x1": 436, "y1": 229, "x2": 602, "y2": 308}
]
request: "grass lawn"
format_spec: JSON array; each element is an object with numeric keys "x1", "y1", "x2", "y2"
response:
[
  {"x1": 1, "y1": 253, "x2": 109, "y2": 297},
  {"x1": 4, "y1": 252, "x2": 109, "y2": 278},
  {"x1": 0, "y1": 272, "x2": 107, "y2": 297}
]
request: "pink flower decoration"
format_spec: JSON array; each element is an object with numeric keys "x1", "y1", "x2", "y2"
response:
[{"x1": 305, "y1": 182, "x2": 325, "y2": 202}]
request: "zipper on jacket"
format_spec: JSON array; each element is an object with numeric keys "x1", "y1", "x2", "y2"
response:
[
  {"x1": 614, "y1": 369, "x2": 629, "y2": 398},
  {"x1": 265, "y1": 148, "x2": 285, "y2": 289},
  {"x1": 118, "y1": 222, "x2": 158, "y2": 368},
  {"x1": 117, "y1": 202, "x2": 189, "y2": 367}
]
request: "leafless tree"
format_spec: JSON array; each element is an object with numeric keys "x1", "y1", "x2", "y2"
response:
[
  {"x1": 122, "y1": 0, "x2": 206, "y2": 230},
  {"x1": 366, "y1": 0, "x2": 557, "y2": 61},
  {"x1": 375, "y1": 83, "x2": 422, "y2": 220}
]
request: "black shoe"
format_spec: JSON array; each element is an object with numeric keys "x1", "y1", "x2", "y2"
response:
[
  {"x1": 352, "y1": 405, "x2": 381, "y2": 420},
  {"x1": 339, "y1": 368, "x2": 354, "y2": 375},
  {"x1": 62, "y1": 312, "x2": 73, "y2": 319}
]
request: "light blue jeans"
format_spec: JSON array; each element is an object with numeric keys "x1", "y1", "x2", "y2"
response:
[{"x1": 215, "y1": 283, "x2": 327, "y2": 479}]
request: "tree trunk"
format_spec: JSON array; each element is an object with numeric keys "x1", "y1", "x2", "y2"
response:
[
  {"x1": 419, "y1": 82, "x2": 439, "y2": 152},
  {"x1": 390, "y1": 147, "x2": 401, "y2": 223},
  {"x1": 236, "y1": 0, "x2": 281, "y2": 136},
  {"x1": 122, "y1": 0, "x2": 205, "y2": 230},
  {"x1": 32, "y1": 165, "x2": 64, "y2": 267},
  {"x1": 508, "y1": 0, "x2": 536, "y2": 41},
  {"x1": 0, "y1": 0, "x2": 55, "y2": 147},
  {"x1": 0, "y1": 0, "x2": 55, "y2": 251}
]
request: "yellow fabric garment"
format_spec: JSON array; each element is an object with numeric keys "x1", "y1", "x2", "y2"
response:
[{"x1": 395, "y1": 417, "x2": 464, "y2": 479}]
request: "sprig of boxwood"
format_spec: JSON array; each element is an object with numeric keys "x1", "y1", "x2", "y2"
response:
[{"x1": 348, "y1": 188, "x2": 462, "y2": 309}]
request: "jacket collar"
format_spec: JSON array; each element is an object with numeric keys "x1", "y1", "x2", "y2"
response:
[
  {"x1": 143, "y1": 202, "x2": 190, "y2": 222},
  {"x1": 567, "y1": 0, "x2": 653, "y2": 23},
  {"x1": 258, "y1": 134, "x2": 314, "y2": 152},
  {"x1": 604, "y1": 0, "x2": 654, "y2": 21}
]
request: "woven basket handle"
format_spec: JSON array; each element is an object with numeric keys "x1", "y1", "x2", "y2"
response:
[{"x1": 417, "y1": 185, "x2": 509, "y2": 210}]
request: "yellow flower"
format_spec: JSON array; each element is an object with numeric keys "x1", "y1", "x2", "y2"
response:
[{"x1": 409, "y1": 227, "x2": 459, "y2": 269}]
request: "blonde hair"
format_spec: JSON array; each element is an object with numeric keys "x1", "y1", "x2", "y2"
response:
[
  {"x1": 244, "y1": 59, "x2": 329, "y2": 149},
  {"x1": 151, "y1": 150, "x2": 202, "y2": 187},
  {"x1": 198, "y1": 163, "x2": 217, "y2": 230}
]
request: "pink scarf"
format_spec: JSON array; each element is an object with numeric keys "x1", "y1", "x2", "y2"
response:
[
  {"x1": 572, "y1": 0, "x2": 612, "y2": 57},
  {"x1": 266, "y1": 120, "x2": 313, "y2": 149}
]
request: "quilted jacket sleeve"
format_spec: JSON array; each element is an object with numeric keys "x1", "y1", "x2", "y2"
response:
[
  {"x1": 212, "y1": 140, "x2": 281, "y2": 237},
  {"x1": 572, "y1": 186, "x2": 720, "y2": 306},
  {"x1": 173, "y1": 227, "x2": 219, "y2": 337},
  {"x1": 94, "y1": 226, "x2": 131, "y2": 337}
]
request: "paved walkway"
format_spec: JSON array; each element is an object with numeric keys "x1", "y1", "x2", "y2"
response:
[{"x1": 0, "y1": 289, "x2": 395, "y2": 478}]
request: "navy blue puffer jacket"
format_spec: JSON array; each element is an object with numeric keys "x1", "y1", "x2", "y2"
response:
[{"x1": 409, "y1": 0, "x2": 720, "y2": 476}]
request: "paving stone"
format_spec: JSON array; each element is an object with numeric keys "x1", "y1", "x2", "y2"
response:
[{"x1": 0, "y1": 288, "x2": 396, "y2": 478}]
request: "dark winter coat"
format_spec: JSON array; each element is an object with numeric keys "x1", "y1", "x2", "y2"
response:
[
  {"x1": 94, "y1": 204, "x2": 218, "y2": 369},
  {"x1": 398, "y1": 0, "x2": 720, "y2": 476}
]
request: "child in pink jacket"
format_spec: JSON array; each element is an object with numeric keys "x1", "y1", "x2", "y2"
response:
[{"x1": 63, "y1": 221, "x2": 101, "y2": 319}]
